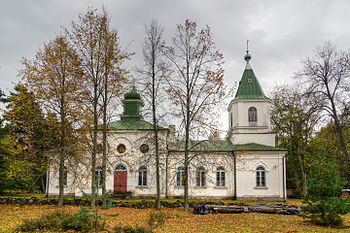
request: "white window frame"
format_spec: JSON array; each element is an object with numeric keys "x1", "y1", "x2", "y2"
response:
[
  {"x1": 176, "y1": 167, "x2": 185, "y2": 187},
  {"x1": 248, "y1": 107, "x2": 257, "y2": 126},
  {"x1": 196, "y1": 166, "x2": 206, "y2": 187},
  {"x1": 138, "y1": 166, "x2": 147, "y2": 187},
  {"x1": 256, "y1": 166, "x2": 266, "y2": 188},
  {"x1": 216, "y1": 167, "x2": 226, "y2": 187}
]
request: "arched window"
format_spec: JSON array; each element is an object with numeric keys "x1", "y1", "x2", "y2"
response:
[
  {"x1": 196, "y1": 166, "x2": 206, "y2": 187},
  {"x1": 176, "y1": 167, "x2": 185, "y2": 187},
  {"x1": 115, "y1": 164, "x2": 127, "y2": 171},
  {"x1": 138, "y1": 166, "x2": 147, "y2": 186},
  {"x1": 256, "y1": 166, "x2": 266, "y2": 187},
  {"x1": 248, "y1": 107, "x2": 257, "y2": 126},
  {"x1": 230, "y1": 112, "x2": 233, "y2": 128},
  {"x1": 95, "y1": 167, "x2": 103, "y2": 186},
  {"x1": 216, "y1": 167, "x2": 225, "y2": 187},
  {"x1": 63, "y1": 167, "x2": 68, "y2": 186}
]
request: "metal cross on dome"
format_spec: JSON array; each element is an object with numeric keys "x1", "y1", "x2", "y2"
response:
[{"x1": 246, "y1": 39, "x2": 249, "y2": 54}]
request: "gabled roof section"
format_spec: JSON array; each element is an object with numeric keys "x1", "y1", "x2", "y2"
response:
[{"x1": 234, "y1": 53, "x2": 268, "y2": 100}]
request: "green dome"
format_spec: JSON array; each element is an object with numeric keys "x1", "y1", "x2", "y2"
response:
[{"x1": 124, "y1": 90, "x2": 141, "y2": 100}]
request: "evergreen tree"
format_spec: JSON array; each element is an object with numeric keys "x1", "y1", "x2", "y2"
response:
[{"x1": 300, "y1": 149, "x2": 350, "y2": 227}]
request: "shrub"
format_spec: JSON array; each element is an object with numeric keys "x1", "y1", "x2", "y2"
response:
[
  {"x1": 114, "y1": 225, "x2": 153, "y2": 233},
  {"x1": 300, "y1": 149, "x2": 350, "y2": 227},
  {"x1": 16, "y1": 211, "x2": 75, "y2": 232},
  {"x1": 16, "y1": 207, "x2": 106, "y2": 232}
]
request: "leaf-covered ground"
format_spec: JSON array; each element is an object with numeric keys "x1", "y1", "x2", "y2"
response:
[{"x1": 1, "y1": 203, "x2": 349, "y2": 232}]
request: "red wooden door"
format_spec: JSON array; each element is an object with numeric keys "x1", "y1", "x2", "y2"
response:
[{"x1": 114, "y1": 171, "x2": 127, "y2": 193}]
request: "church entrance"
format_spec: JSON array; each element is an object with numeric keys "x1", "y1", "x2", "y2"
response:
[{"x1": 114, "y1": 164, "x2": 127, "y2": 194}]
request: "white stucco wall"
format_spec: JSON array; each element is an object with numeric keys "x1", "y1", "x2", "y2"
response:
[
  {"x1": 231, "y1": 133, "x2": 275, "y2": 147},
  {"x1": 228, "y1": 99, "x2": 272, "y2": 132},
  {"x1": 235, "y1": 151, "x2": 286, "y2": 200}
]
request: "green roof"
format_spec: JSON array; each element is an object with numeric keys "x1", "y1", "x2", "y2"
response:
[
  {"x1": 107, "y1": 118, "x2": 165, "y2": 130},
  {"x1": 234, "y1": 58, "x2": 268, "y2": 100},
  {"x1": 172, "y1": 140, "x2": 235, "y2": 152},
  {"x1": 232, "y1": 143, "x2": 287, "y2": 151},
  {"x1": 171, "y1": 140, "x2": 286, "y2": 152},
  {"x1": 124, "y1": 90, "x2": 141, "y2": 100}
]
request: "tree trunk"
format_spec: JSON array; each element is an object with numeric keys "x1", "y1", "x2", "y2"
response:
[
  {"x1": 165, "y1": 151, "x2": 169, "y2": 199},
  {"x1": 184, "y1": 133, "x2": 190, "y2": 211},
  {"x1": 58, "y1": 86, "x2": 66, "y2": 207},
  {"x1": 297, "y1": 145, "x2": 307, "y2": 197},
  {"x1": 91, "y1": 81, "x2": 98, "y2": 211},
  {"x1": 150, "y1": 49, "x2": 161, "y2": 210},
  {"x1": 102, "y1": 72, "x2": 108, "y2": 208},
  {"x1": 327, "y1": 85, "x2": 349, "y2": 167}
]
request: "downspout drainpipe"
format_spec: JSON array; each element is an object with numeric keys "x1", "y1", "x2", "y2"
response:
[{"x1": 233, "y1": 151, "x2": 237, "y2": 200}]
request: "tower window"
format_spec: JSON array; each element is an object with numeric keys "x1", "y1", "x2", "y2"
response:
[
  {"x1": 248, "y1": 107, "x2": 257, "y2": 126},
  {"x1": 248, "y1": 77, "x2": 252, "y2": 83}
]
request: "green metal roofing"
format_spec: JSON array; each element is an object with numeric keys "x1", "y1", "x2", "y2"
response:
[
  {"x1": 108, "y1": 118, "x2": 162, "y2": 130},
  {"x1": 124, "y1": 90, "x2": 141, "y2": 100},
  {"x1": 232, "y1": 143, "x2": 287, "y2": 151},
  {"x1": 173, "y1": 140, "x2": 286, "y2": 152},
  {"x1": 234, "y1": 58, "x2": 268, "y2": 100},
  {"x1": 171, "y1": 140, "x2": 286, "y2": 152},
  {"x1": 172, "y1": 140, "x2": 235, "y2": 152}
]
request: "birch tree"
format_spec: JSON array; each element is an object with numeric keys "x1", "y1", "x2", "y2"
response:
[
  {"x1": 163, "y1": 19, "x2": 227, "y2": 211},
  {"x1": 66, "y1": 8, "x2": 130, "y2": 209},
  {"x1": 138, "y1": 19, "x2": 168, "y2": 210}
]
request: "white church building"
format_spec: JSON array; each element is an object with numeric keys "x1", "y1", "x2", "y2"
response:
[{"x1": 47, "y1": 53, "x2": 287, "y2": 201}]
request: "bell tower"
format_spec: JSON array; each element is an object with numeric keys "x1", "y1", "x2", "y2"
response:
[{"x1": 227, "y1": 49, "x2": 275, "y2": 146}]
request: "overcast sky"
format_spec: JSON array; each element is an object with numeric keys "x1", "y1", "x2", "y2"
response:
[{"x1": 1, "y1": 0, "x2": 350, "y2": 128}]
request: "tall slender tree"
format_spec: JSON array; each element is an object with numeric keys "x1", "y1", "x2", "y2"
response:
[
  {"x1": 100, "y1": 10, "x2": 129, "y2": 207},
  {"x1": 163, "y1": 20, "x2": 226, "y2": 211},
  {"x1": 21, "y1": 36, "x2": 82, "y2": 207},
  {"x1": 296, "y1": 42, "x2": 350, "y2": 170},
  {"x1": 138, "y1": 19, "x2": 168, "y2": 210},
  {"x1": 271, "y1": 84, "x2": 322, "y2": 196},
  {"x1": 66, "y1": 8, "x2": 130, "y2": 209}
]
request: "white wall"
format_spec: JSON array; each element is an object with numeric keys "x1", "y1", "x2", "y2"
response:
[{"x1": 235, "y1": 151, "x2": 286, "y2": 200}]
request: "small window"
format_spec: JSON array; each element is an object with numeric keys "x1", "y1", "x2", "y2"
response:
[
  {"x1": 95, "y1": 167, "x2": 103, "y2": 186},
  {"x1": 256, "y1": 166, "x2": 266, "y2": 187},
  {"x1": 115, "y1": 164, "x2": 127, "y2": 171},
  {"x1": 248, "y1": 107, "x2": 257, "y2": 126},
  {"x1": 63, "y1": 168, "x2": 68, "y2": 186},
  {"x1": 248, "y1": 77, "x2": 252, "y2": 83},
  {"x1": 117, "y1": 144, "x2": 126, "y2": 153},
  {"x1": 140, "y1": 144, "x2": 149, "y2": 153},
  {"x1": 176, "y1": 167, "x2": 185, "y2": 187},
  {"x1": 196, "y1": 166, "x2": 206, "y2": 187},
  {"x1": 138, "y1": 166, "x2": 147, "y2": 186},
  {"x1": 216, "y1": 167, "x2": 225, "y2": 187}
]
